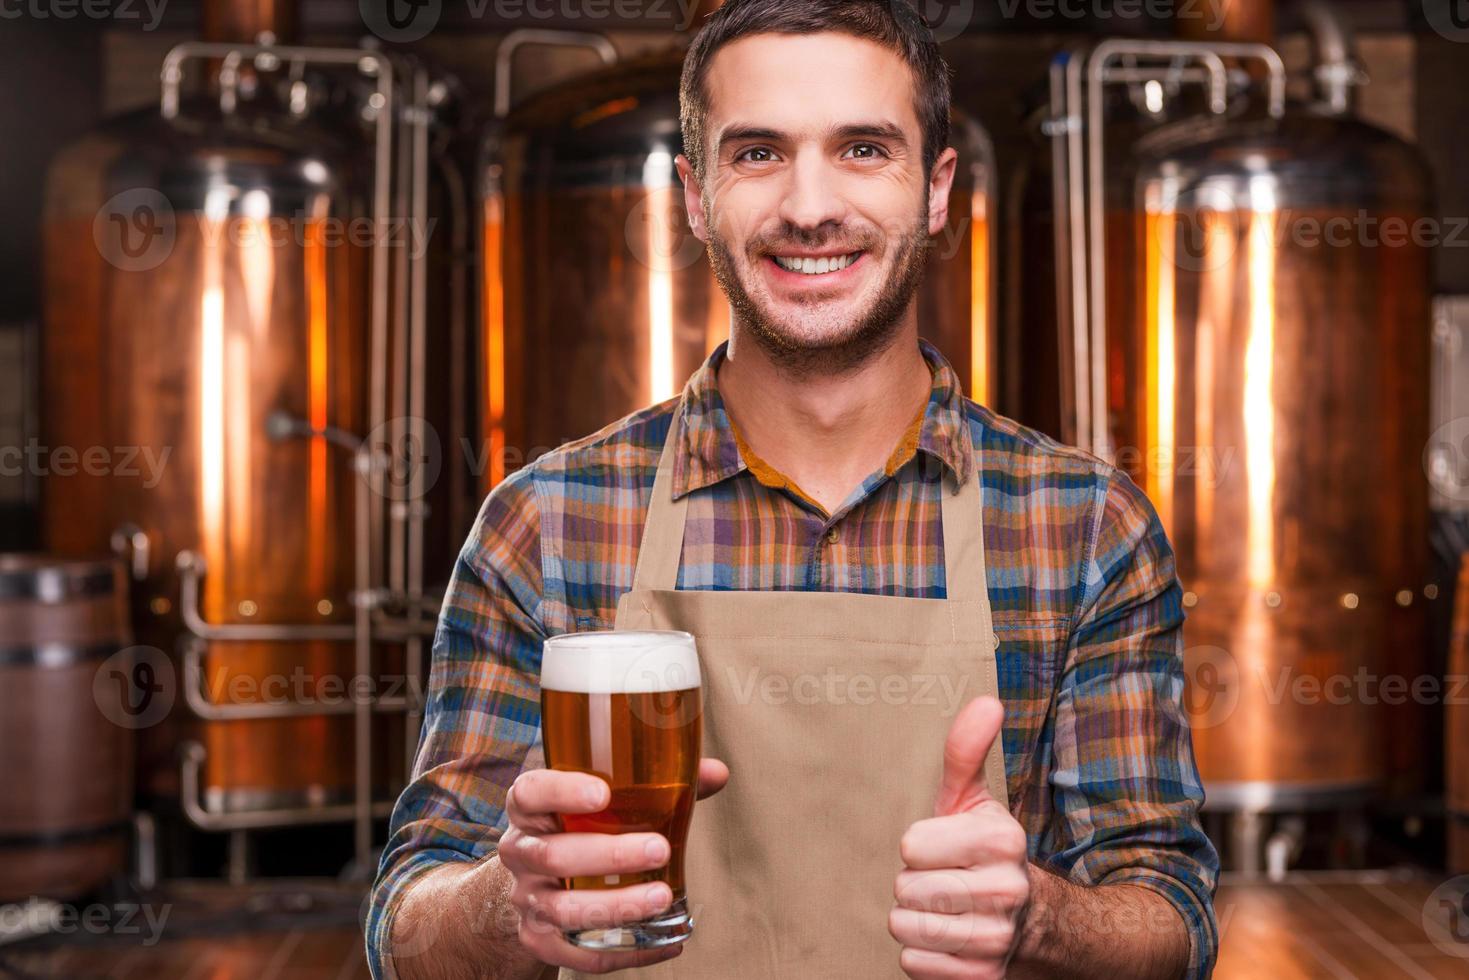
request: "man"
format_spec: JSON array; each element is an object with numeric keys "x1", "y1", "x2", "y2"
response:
[{"x1": 366, "y1": 1, "x2": 1219, "y2": 978}]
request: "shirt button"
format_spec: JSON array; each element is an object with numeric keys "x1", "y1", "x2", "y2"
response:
[{"x1": 825, "y1": 527, "x2": 840, "y2": 545}]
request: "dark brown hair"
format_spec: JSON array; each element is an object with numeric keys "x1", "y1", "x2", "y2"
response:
[{"x1": 679, "y1": 0, "x2": 954, "y2": 185}]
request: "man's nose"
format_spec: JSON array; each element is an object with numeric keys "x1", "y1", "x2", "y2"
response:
[{"x1": 775, "y1": 151, "x2": 848, "y2": 234}]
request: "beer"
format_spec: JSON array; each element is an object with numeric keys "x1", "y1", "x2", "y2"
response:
[{"x1": 540, "y1": 630, "x2": 703, "y2": 949}]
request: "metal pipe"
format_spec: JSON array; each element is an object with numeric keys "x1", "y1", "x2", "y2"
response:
[
  {"x1": 181, "y1": 640, "x2": 410, "y2": 720},
  {"x1": 1301, "y1": 0, "x2": 1364, "y2": 115},
  {"x1": 405, "y1": 64, "x2": 432, "y2": 781},
  {"x1": 493, "y1": 28, "x2": 618, "y2": 120},
  {"x1": 353, "y1": 445, "x2": 373, "y2": 869},
  {"x1": 176, "y1": 551, "x2": 357, "y2": 641},
  {"x1": 180, "y1": 742, "x2": 394, "y2": 831},
  {"x1": 1077, "y1": 39, "x2": 1284, "y2": 455}
]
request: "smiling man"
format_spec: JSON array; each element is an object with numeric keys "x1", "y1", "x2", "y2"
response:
[{"x1": 366, "y1": 2, "x2": 1219, "y2": 979}]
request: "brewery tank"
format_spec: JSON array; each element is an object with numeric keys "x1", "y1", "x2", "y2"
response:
[
  {"x1": 480, "y1": 41, "x2": 998, "y2": 486},
  {"x1": 1132, "y1": 75, "x2": 1433, "y2": 808},
  {"x1": 41, "y1": 61, "x2": 414, "y2": 834}
]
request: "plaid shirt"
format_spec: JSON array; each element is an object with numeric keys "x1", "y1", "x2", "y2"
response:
[{"x1": 367, "y1": 338, "x2": 1220, "y2": 979}]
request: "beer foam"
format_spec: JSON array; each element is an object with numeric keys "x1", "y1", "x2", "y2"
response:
[{"x1": 541, "y1": 630, "x2": 702, "y2": 694}]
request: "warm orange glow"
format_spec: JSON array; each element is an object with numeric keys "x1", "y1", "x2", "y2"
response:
[
  {"x1": 970, "y1": 201, "x2": 990, "y2": 406},
  {"x1": 1144, "y1": 208, "x2": 1176, "y2": 533},
  {"x1": 200, "y1": 223, "x2": 225, "y2": 584},
  {"x1": 1243, "y1": 192, "x2": 1277, "y2": 588},
  {"x1": 482, "y1": 196, "x2": 507, "y2": 489},
  {"x1": 646, "y1": 182, "x2": 676, "y2": 404},
  {"x1": 305, "y1": 213, "x2": 329, "y2": 583}
]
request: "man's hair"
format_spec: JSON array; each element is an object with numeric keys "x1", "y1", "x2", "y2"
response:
[{"x1": 679, "y1": 0, "x2": 954, "y2": 185}]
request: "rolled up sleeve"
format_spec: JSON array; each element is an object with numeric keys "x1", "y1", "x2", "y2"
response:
[
  {"x1": 365, "y1": 465, "x2": 547, "y2": 979},
  {"x1": 1045, "y1": 469, "x2": 1220, "y2": 978}
]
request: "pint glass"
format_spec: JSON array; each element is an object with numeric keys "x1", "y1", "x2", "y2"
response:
[{"x1": 540, "y1": 629, "x2": 703, "y2": 949}]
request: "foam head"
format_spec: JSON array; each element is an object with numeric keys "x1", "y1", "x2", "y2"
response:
[{"x1": 541, "y1": 629, "x2": 702, "y2": 694}]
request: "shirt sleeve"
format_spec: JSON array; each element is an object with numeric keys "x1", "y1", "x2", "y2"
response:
[
  {"x1": 364, "y1": 465, "x2": 547, "y2": 980},
  {"x1": 1044, "y1": 467, "x2": 1221, "y2": 979}
]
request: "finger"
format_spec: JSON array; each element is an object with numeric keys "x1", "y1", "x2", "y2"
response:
[
  {"x1": 518, "y1": 879, "x2": 675, "y2": 932},
  {"x1": 508, "y1": 831, "x2": 671, "y2": 880},
  {"x1": 888, "y1": 907, "x2": 1014, "y2": 959},
  {"x1": 899, "y1": 809, "x2": 1027, "y2": 871},
  {"x1": 696, "y1": 758, "x2": 730, "y2": 799},
  {"x1": 898, "y1": 947, "x2": 1002, "y2": 980},
  {"x1": 507, "y1": 769, "x2": 611, "y2": 831},
  {"x1": 518, "y1": 916, "x2": 687, "y2": 974},
  {"x1": 935, "y1": 696, "x2": 1004, "y2": 817},
  {"x1": 894, "y1": 866, "x2": 1031, "y2": 915}
]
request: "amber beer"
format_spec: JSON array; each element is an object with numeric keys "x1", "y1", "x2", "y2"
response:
[{"x1": 540, "y1": 630, "x2": 703, "y2": 949}]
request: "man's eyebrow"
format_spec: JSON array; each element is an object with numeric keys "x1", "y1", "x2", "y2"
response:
[{"x1": 714, "y1": 121, "x2": 910, "y2": 156}]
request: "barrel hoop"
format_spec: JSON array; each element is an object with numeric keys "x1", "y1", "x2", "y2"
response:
[
  {"x1": 0, "y1": 642, "x2": 121, "y2": 669},
  {"x1": 0, "y1": 565, "x2": 115, "y2": 603},
  {"x1": 0, "y1": 820, "x2": 129, "y2": 849}
]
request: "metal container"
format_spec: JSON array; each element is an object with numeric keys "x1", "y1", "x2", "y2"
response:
[
  {"x1": 1133, "y1": 102, "x2": 1433, "y2": 808},
  {"x1": 480, "y1": 41, "x2": 997, "y2": 485},
  {"x1": 40, "y1": 95, "x2": 402, "y2": 822},
  {"x1": 0, "y1": 556, "x2": 132, "y2": 902}
]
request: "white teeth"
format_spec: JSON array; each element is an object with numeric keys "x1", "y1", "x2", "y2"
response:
[{"x1": 773, "y1": 252, "x2": 860, "y2": 275}]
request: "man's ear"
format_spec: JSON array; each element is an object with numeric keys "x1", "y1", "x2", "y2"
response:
[
  {"x1": 926, "y1": 146, "x2": 959, "y2": 239},
  {"x1": 675, "y1": 153, "x2": 709, "y2": 244}
]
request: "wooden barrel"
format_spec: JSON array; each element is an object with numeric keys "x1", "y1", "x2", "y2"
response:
[
  {"x1": 1450, "y1": 552, "x2": 1469, "y2": 874},
  {"x1": 0, "y1": 555, "x2": 133, "y2": 902}
]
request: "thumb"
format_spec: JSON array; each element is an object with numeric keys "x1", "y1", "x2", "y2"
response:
[{"x1": 934, "y1": 695, "x2": 1004, "y2": 817}]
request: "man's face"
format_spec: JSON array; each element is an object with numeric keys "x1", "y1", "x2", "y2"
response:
[{"x1": 677, "y1": 32, "x2": 958, "y2": 372}]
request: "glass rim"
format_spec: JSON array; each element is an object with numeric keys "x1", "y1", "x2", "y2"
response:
[{"x1": 543, "y1": 629, "x2": 696, "y2": 653}]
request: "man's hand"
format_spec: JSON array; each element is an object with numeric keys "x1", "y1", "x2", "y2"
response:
[
  {"x1": 890, "y1": 696, "x2": 1029, "y2": 980},
  {"x1": 499, "y1": 758, "x2": 730, "y2": 974}
]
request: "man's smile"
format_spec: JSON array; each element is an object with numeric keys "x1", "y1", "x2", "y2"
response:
[{"x1": 762, "y1": 249, "x2": 870, "y2": 288}]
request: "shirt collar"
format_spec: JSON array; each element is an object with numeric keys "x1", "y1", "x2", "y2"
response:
[{"x1": 669, "y1": 337, "x2": 975, "y2": 501}]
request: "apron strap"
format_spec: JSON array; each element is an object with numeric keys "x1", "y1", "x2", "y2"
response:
[
  {"x1": 630, "y1": 400, "x2": 989, "y2": 601},
  {"x1": 630, "y1": 408, "x2": 691, "y2": 593},
  {"x1": 939, "y1": 453, "x2": 988, "y2": 602}
]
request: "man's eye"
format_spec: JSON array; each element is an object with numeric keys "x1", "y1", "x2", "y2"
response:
[
  {"x1": 737, "y1": 147, "x2": 775, "y2": 163},
  {"x1": 848, "y1": 143, "x2": 886, "y2": 159}
]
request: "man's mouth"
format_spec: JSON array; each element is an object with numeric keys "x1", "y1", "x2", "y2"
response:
[{"x1": 768, "y1": 251, "x2": 865, "y2": 276}]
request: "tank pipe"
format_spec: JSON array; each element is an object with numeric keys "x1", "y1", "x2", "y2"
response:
[
  {"x1": 493, "y1": 29, "x2": 618, "y2": 120},
  {"x1": 1300, "y1": 0, "x2": 1365, "y2": 116},
  {"x1": 1080, "y1": 40, "x2": 1283, "y2": 456}
]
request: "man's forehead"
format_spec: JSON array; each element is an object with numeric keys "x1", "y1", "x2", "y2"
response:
[{"x1": 702, "y1": 31, "x2": 920, "y2": 137}]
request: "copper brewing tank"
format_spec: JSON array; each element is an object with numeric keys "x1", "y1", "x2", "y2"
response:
[
  {"x1": 40, "y1": 99, "x2": 403, "y2": 816},
  {"x1": 1132, "y1": 102, "x2": 1434, "y2": 808},
  {"x1": 480, "y1": 46, "x2": 997, "y2": 483}
]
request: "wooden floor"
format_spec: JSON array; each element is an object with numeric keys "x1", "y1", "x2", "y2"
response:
[
  {"x1": 1, "y1": 871, "x2": 1466, "y2": 978},
  {"x1": 1214, "y1": 870, "x2": 1469, "y2": 978}
]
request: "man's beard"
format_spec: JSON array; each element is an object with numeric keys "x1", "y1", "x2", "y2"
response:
[{"x1": 703, "y1": 196, "x2": 932, "y2": 377}]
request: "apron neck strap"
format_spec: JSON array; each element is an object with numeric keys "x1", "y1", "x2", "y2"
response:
[
  {"x1": 630, "y1": 404, "x2": 988, "y2": 601},
  {"x1": 631, "y1": 409, "x2": 693, "y2": 593}
]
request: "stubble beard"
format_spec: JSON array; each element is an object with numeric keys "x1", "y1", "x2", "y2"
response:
[{"x1": 702, "y1": 194, "x2": 933, "y2": 378}]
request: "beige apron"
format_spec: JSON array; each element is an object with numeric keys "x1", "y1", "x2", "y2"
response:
[{"x1": 561, "y1": 405, "x2": 1008, "y2": 979}]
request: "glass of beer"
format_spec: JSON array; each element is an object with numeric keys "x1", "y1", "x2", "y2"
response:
[{"x1": 540, "y1": 629, "x2": 703, "y2": 950}]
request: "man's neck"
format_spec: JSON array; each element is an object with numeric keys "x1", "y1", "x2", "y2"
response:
[{"x1": 715, "y1": 322, "x2": 933, "y2": 516}]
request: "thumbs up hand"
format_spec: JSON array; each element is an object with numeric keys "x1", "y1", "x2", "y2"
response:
[{"x1": 889, "y1": 696, "x2": 1031, "y2": 980}]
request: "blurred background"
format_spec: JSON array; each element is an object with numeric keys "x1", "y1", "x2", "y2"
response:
[{"x1": 4, "y1": 0, "x2": 1469, "y2": 975}]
